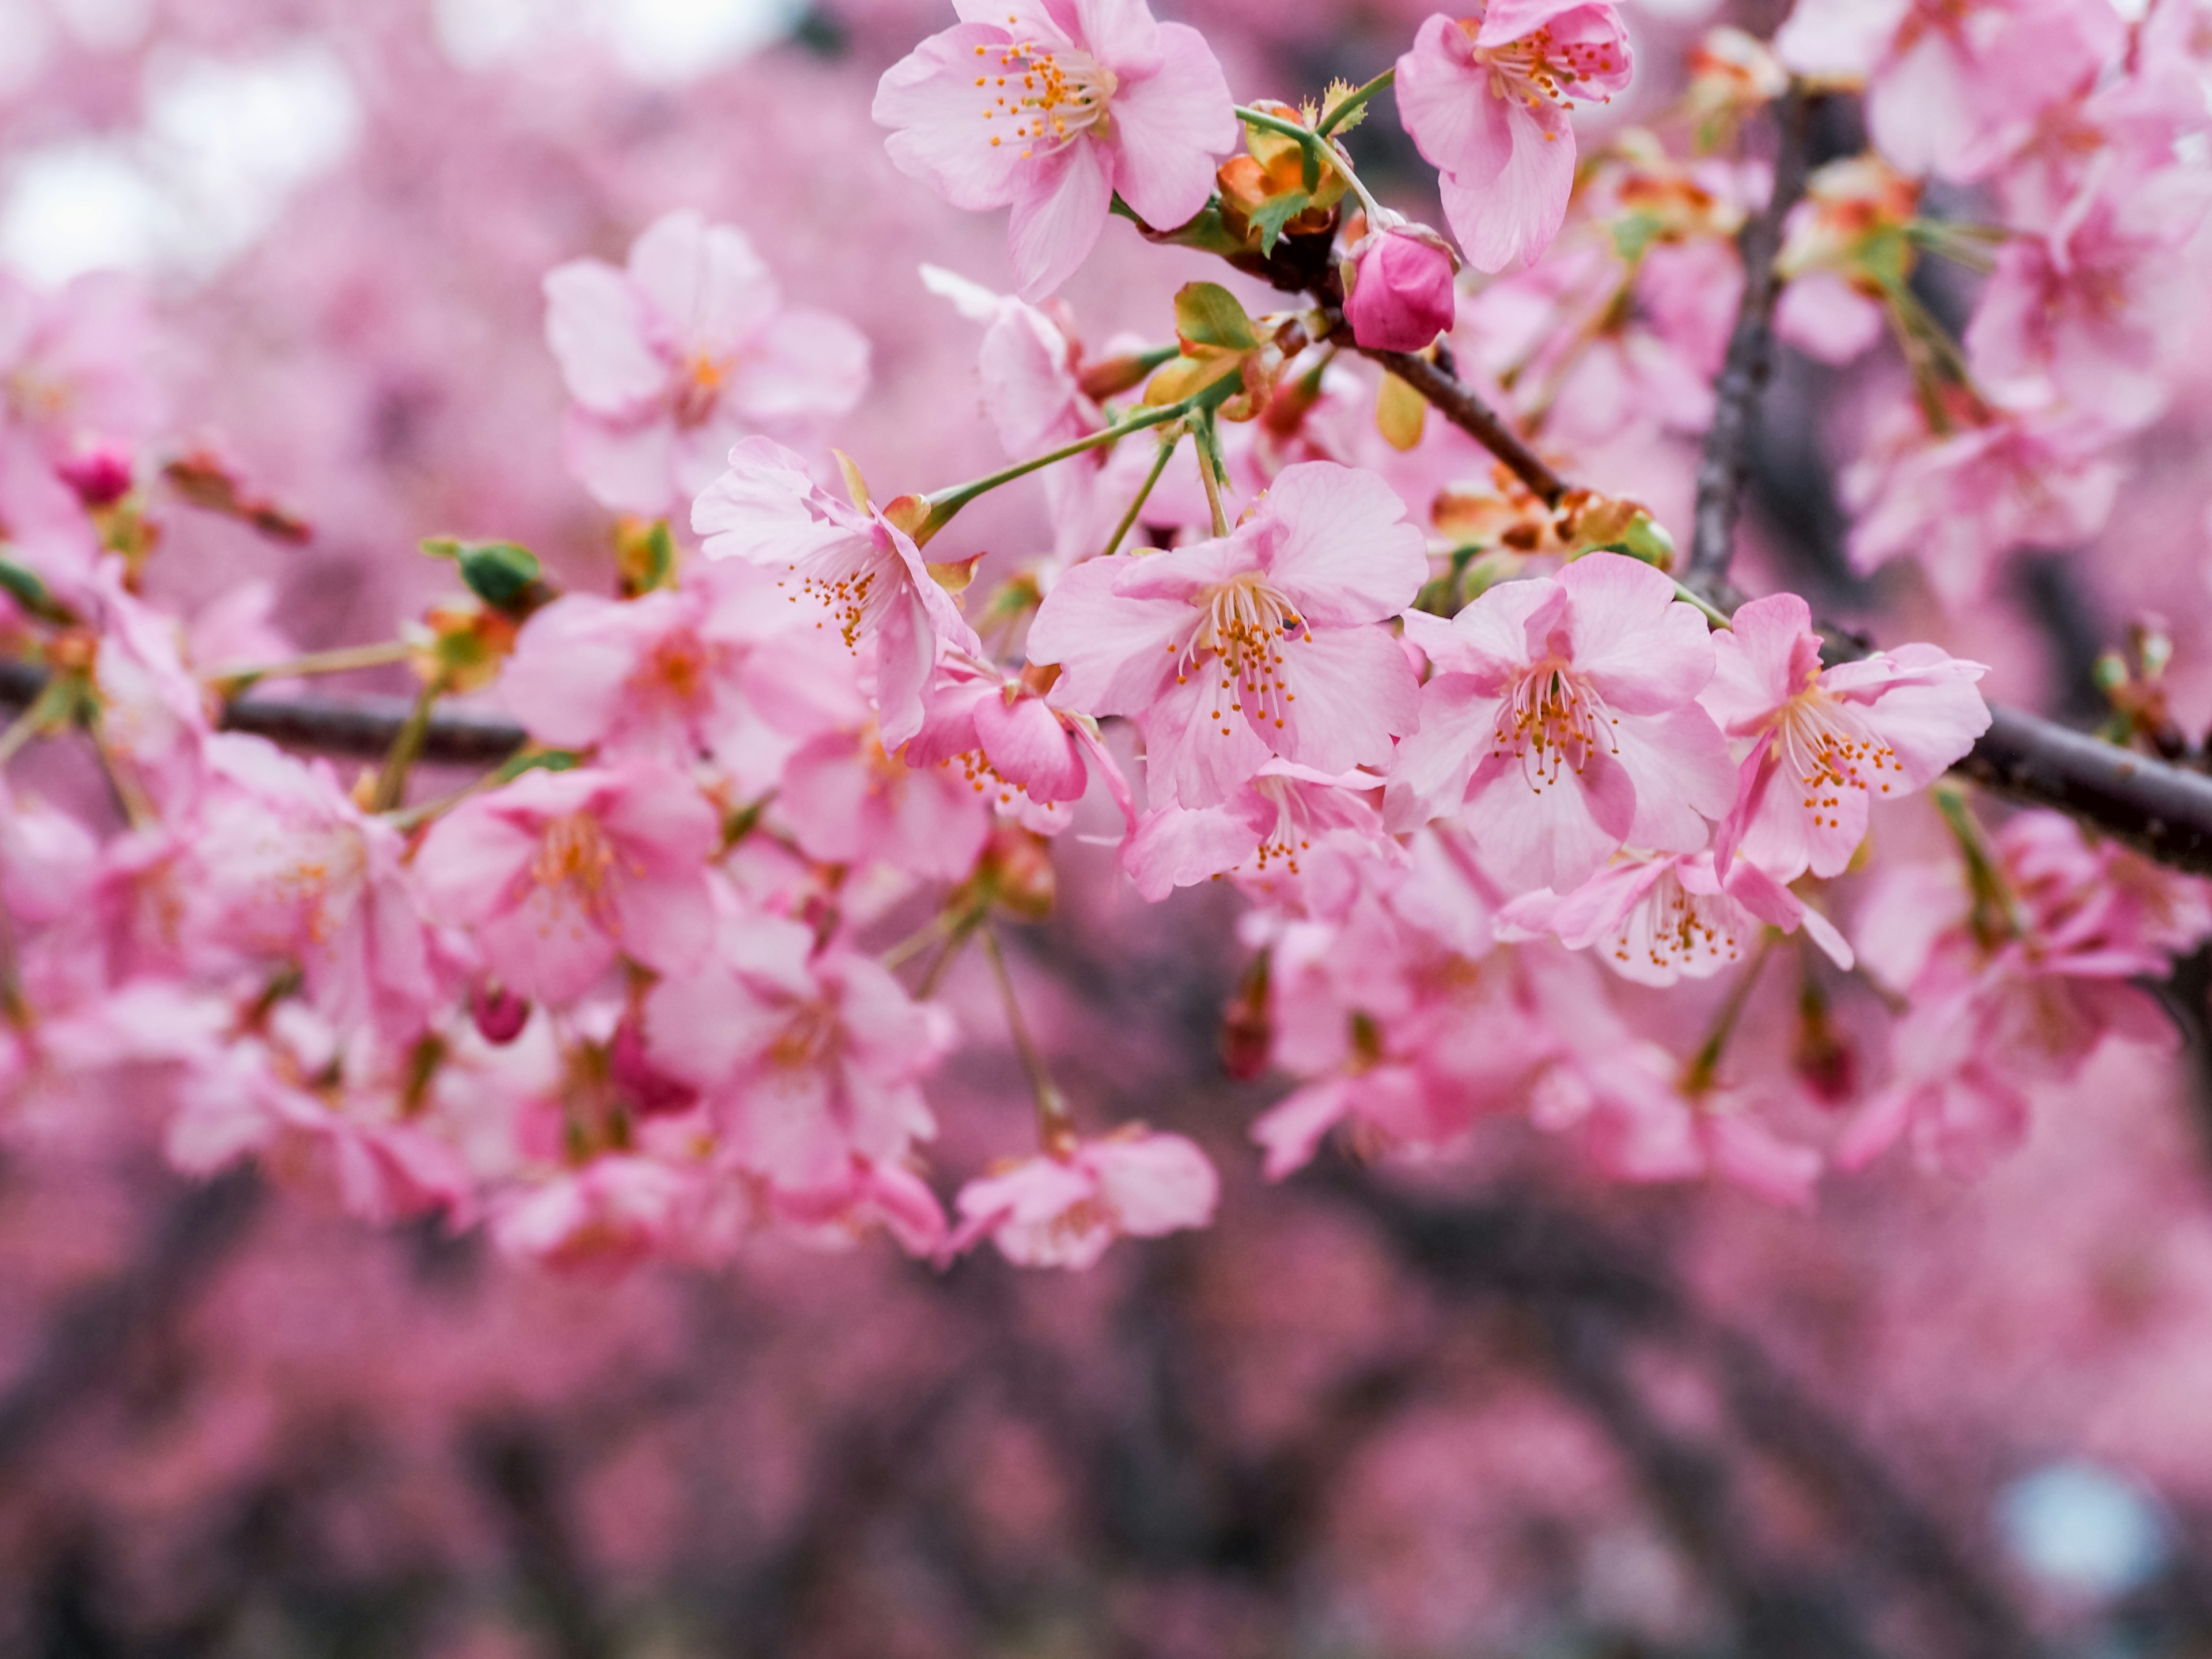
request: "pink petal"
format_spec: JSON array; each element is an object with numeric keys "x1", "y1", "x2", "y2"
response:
[
  {"x1": 1562, "y1": 552, "x2": 1715, "y2": 714},
  {"x1": 1258, "y1": 461, "x2": 1429, "y2": 626},
  {"x1": 1006, "y1": 135, "x2": 1113, "y2": 301},
  {"x1": 726, "y1": 308, "x2": 870, "y2": 424},
  {"x1": 1100, "y1": 22, "x2": 1236, "y2": 231},
  {"x1": 874, "y1": 24, "x2": 1031, "y2": 211},
  {"x1": 543, "y1": 260, "x2": 666, "y2": 412},
  {"x1": 1461, "y1": 744, "x2": 1637, "y2": 893},
  {"x1": 1025, "y1": 556, "x2": 1184, "y2": 714},
  {"x1": 1268, "y1": 623, "x2": 1421, "y2": 775},
  {"x1": 1438, "y1": 99, "x2": 1575, "y2": 273},
  {"x1": 626, "y1": 210, "x2": 781, "y2": 360}
]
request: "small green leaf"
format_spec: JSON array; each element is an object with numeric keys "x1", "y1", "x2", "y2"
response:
[
  {"x1": 1173, "y1": 282, "x2": 1261, "y2": 356},
  {"x1": 423, "y1": 537, "x2": 544, "y2": 612},
  {"x1": 495, "y1": 748, "x2": 584, "y2": 783},
  {"x1": 0, "y1": 555, "x2": 71, "y2": 624},
  {"x1": 1249, "y1": 189, "x2": 1313, "y2": 256}
]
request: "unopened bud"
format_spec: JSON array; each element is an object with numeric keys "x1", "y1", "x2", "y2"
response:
[
  {"x1": 1343, "y1": 220, "x2": 1459, "y2": 354},
  {"x1": 1219, "y1": 950, "x2": 1272, "y2": 1081},
  {"x1": 1792, "y1": 981, "x2": 1857, "y2": 1108},
  {"x1": 608, "y1": 1017, "x2": 698, "y2": 1117},
  {"x1": 471, "y1": 979, "x2": 531, "y2": 1045},
  {"x1": 56, "y1": 444, "x2": 135, "y2": 510}
]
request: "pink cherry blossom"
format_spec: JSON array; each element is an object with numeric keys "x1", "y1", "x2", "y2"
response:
[
  {"x1": 873, "y1": 0, "x2": 1237, "y2": 298},
  {"x1": 1027, "y1": 461, "x2": 1427, "y2": 808},
  {"x1": 945, "y1": 1126, "x2": 1219, "y2": 1269},
  {"x1": 903, "y1": 656, "x2": 1129, "y2": 837},
  {"x1": 492, "y1": 1155, "x2": 702, "y2": 1272},
  {"x1": 498, "y1": 560, "x2": 794, "y2": 766},
  {"x1": 544, "y1": 209, "x2": 869, "y2": 516},
  {"x1": 1774, "y1": 0, "x2": 2125, "y2": 183},
  {"x1": 0, "y1": 269, "x2": 164, "y2": 540},
  {"x1": 1344, "y1": 219, "x2": 1460, "y2": 353},
  {"x1": 187, "y1": 734, "x2": 448, "y2": 1039},
  {"x1": 1700, "y1": 593, "x2": 1990, "y2": 881},
  {"x1": 1395, "y1": 3, "x2": 1635, "y2": 274},
  {"x1": 1122, "y1": 760, "x2": 1397, "y2": 905},
  {"x1": 642, "y1": 909, "x2": 947, "y2": 1240},
  {"x1": 1842, "y1": 400, "x2": 2124, "y2": 602},
  {"x1": 1385, "y1": 554, "x2": 1736, "y2": 895},
  {"x1": 692, "y1": 436, "x2": 982, "y2": 749},
  {"x1": 413, "y1": 760, "x2": 719, "y2": 1006},
  {"x1": 1497, "y1": 848, "x2": 1853, "y2": 987}
]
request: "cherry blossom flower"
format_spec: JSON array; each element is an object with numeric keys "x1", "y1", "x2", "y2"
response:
[
  {"x1": 693, "y1": 437, "x2": 982, "y2": 749},
  {"x1": 493, "y1": 1155, "x2": 703, "y2": 1272},
  {"x1": 1498, "y1": 848, "x2": 1853, "y2": 987},
  {"x1": 1027, "y1": 461, "x2": 1427, "y2": 808},
  {"x1": 544, "y1": 209, "x2": 869, "y2": 516},
  {"x1": 0, "y1": 270, "x2": 163, "y2": 540},
  {"x1": 642, "y1": 909, "x2": 948, "y2": 1239},
  {"x1": 903, "y1": 656, "x2": 1129, "y2": 837},
  {"x1": 1122, "y1": 760, "x2": 1397, "y2": 906},
  {"x1": 1395, "y1": 3, "x2": 1635, "y2": 273},
  {"x1": 1344, "y1": 218, "x2": 1460, "y2": 352},
  {"x1": 1842, "y1": 401, "x2": 2123, "y2": 602},
  {"x1": 1700, "y1": 593, "x2": 1990, "y2": 881},
  {"x1": 873, "y1": 0, "x2": 1237, "y2": 298},
  {"x1": 945, "y1": 1126, "x2": 1219, "y2": 1269},
  {"x1": 187, "y1": 735, "x2": 448, "y2": 1039},
  {"x1": 1385, "y1": 554, "x2": 1736, "y2": 895},
  {"x1": 1774, "y1": 0, "x2": 2124, "y2": 183},
  {"x1": 414, "y1": 760, "x2": 720, "y2": 1006}
]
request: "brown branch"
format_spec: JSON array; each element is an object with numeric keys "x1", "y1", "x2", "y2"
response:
[
  {"x1": 1686, "y1": 85, "x2": 1817, "y2": 597},
  {"x1": 1343, "y1": 338, "x2": 1570, "y2": 507},
  {"x1": 0, "y1": 658, "x2": 527, "y2": 769}
]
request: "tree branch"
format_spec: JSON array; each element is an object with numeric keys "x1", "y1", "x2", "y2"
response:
[
  {"x1": 1342, "y1": 338, "x2": 1570, "y2": 507},
  {"x1": 1686, "y1": 85, "x2": 1817, "y2": 598}
]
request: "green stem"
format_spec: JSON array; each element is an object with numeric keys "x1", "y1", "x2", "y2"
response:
[
  {"x1": 879, "y1": 911, "x2": 950, "y2": 971},
  {"x1": 0, "y1": 697, "x2": 47, "y2": 768},
  {"x1": 1681, "y1": 934, "x2": 1775, "y2": 1097},
  {"x1": 918, "y1": 399, "x2": 1193, "y2": 541},
  {"x1": 1195, "y1": 410, "x2": 1231, "y2": 537},
  {"x1": 917, "y1": 920, "x2": 975, "y2": 999},
  {"x1": 1100, "y1": 429, "x2": 1183, "y2": 558},
  {"x1": 207, "y1": 638, "x2": 414, "y2": 694},
  {"x1": 1673, "y1": 581, "x2": 1734, "y2": 631},
  {"x1": 1234, "y1": 103, "x2": 1330, "y2": 191},
  {"x1": 980, "y1": 924, "x2": 1075, "y2": 1154},
  {"x1": 1316, "y1": 67, "x2": 1395, "y2": 137},
  {"x1": 372, "y1": 683, "x2": 442, "y2": 812}
]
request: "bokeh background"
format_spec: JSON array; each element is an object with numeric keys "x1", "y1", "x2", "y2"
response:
[{"x1": 7, "y1": 1, "x2": 2212, "y2": 1654}]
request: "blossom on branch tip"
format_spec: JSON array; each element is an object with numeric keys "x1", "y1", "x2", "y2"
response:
[
  {"x1": 945, "y1": 1126, "x2": 1218, "y2": 1269},
  {"x1": 1384, "y1": 554, "x2": 1734, "y2": 896},
  {"x1": 874, "y1": 1, "x2": 1237, "y2": 300},
  {"x1": 1395, "y1": 3, "x2": 1635, "y2": 274},
  {"x1": 692, "y1": 437, "x2": 982, "y2": 749},
  {"x1": 1027, "y1": 460, "x2": 1427, "y2": 809},
  {"x1": 1700, "y1": 593, "x2": 1990, "y2": 881},
  {"x1": 544, "y1": 210, "x2": 869, "y2": 517}
]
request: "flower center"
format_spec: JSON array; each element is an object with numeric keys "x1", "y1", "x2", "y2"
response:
[
  {"x1": 1612, "y1": 868, "x2": 1742, "y2": 975},
  {"x1": 672, "y1": 351, "x2": 733, "y2": 429},
  {"x1": 1495, "y1": 652, "x2": 1616, "y2": 790},
  {"x1": 1775, "y1": 690, "x2": 1899, "y2": 830},
  {"x1": 1469, "y1": 21, "x2": 1623, "y2": 114},
  {"x1": 973, "y1": 32, "x2": 1118, "y2": 159},
  {"x1": 1249, "y1": 774, "x2": 1314, "y2": 875},
  {"x1": 532, "y1": 813, "x2": 616, "y2": 908},
  {"x1": 769, "y1": 1001, "x2": 840, "y2": 1072},
  {"x1": 1172, "y1": 572, "x2": 1306, "y2": 737},
  {"x1": 776, "y1": 542, "x2": 886, "y2": 652}
]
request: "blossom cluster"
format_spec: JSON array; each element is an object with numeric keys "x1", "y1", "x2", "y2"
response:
[{"x1": 3, "y1": 0, "x2": 2210, "y2": 1281}]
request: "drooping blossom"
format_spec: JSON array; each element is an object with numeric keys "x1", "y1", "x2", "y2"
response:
[
  {"x1": 1122, "y1": 760, "x2": 1397, "y2": 908},
  {"x1": 945, "y1": 1126, "x2": 1219, "y2": 1269},
  {"x1": 1840, "y1": 812, "x2": 2212, "y2": 1173},
  {"x1": 186, "y1": 734, "x2": 448, "y2": 1039},
  {"x1": 1842, "y1": 400, "x2": 2123, "y2": 602},
  {"x1": 904, "y1": 656, "x2": 1130, "y2": 838},
  {"x1": 1773, "y1": 0, "x2": 2125, "y2": 183},
  {"x1": 873, "y1": 0, "x2": 1237, "y2": 298},
  {"x1": 1027, "y1": 461, "x2": 1427, "y2": 808},
  {"x1": 1395, "y1": 3, "x2": 1635, "y2": 273},
  {"x1": 543, "y1": 209, "x2": 869, "y2": 516},
  {"x1": 642, "y1": 908, "x2": 948, "y2": 1248},
  {"x1": 1700, "y1": 593, "x2": 1990, "y2": 881},
  {"x1": 693, "y1": 437, "x2": 982, "y2": 748},
  {"x1": 1965, "y1": 166, "x2": 2212, "y2": 429},
  {"x1": 1498, "y1": 848, "x2": 1853, "y2": 986},
  {"x1": 414, "y1": 760, "x2": 719, "y2": 1006},
  {"x1": 1343, "y1": 217, "x2": 1460, "y2": 352},
  {"x1": 492, "y1": 1155, "x2": 703, "y2": 1272},
  {"x1": 1385, "y1": 554, "x2": 1736, "y2": 895}
]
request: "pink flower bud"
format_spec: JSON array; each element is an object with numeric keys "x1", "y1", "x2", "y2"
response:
[
  {"x1": 56, "y1": 445, "x2": 135, "y2": 510},
  {"x1": 1344, "y1": 224, "x2": 1459, "y2": 354},
  {"x1": 470, "y1": 980, "x2": 530, "y2": 1045},
  {"x1": 609, "y1": 1017, "x2": 699, "y2": 1118}
]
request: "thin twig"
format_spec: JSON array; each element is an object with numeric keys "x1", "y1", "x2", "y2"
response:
[
  {"x1": 1338, "y1": 334, "x2": 1570, "y2": 506},
  {"x1": 1685, "y1": 85, "x2": 1817, "y2": 599}
]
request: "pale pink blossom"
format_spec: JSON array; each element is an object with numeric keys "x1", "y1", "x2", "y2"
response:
[
  {"x1": 544, "y1": 209, "x2": 869, "y2": 516},
  {"x1": 945, "y1": 1126, "x2": 1219, "y2": 1269},
  {"x1": 692, "y1": 436, "x2": 982, "y2": 749},
  {"x1": 1842, "y1": 401, "x2": 2124, "y2": 602},
  {"x1": 187, "y1": 734, "x2": 448, "y2": 1039},
  {"x1": 1385, "y1": 555, "x2": 1736, "y2": 895},
  {"x1": 1122, "y1": 760, "x2": 1396, "y2": 906},
  {"x1": 1027, "y1": 461, "x2": 1427, "y2": 808},
  {"x1": 1774, "y1": 0, "x2": 2125, "y2": 183},
  {"x1": 779, "y1": 722, "x2": 995, "y2": 880},
  {"x1": 903, "y1": 656, "x2": 1130, "y2": 837},
  {"x1": 492, "y1": 1156, "x2": 702, "y2": 1272},
  {"x1": 499, "y1": 560, "x2": 794, "y2": 766},
  {"x1": 642, "y1": 910, "x2": 948, "y2": 1230},
  {"x1": 874, "y1": 0, "x2": 1237, "y2": 298},
  {"x1": 0, "y1": 270, "x2": 163, "y2": 539},
  {"x1": 1395, "y1": 3, "x2": 1635, "y2": 273},
  {"x1": 414, "y1": 760, "x2": 719, "y2": 1005},
  {"x1": 1498, "y1": 848, "x2": 1854, "y2": 986},
  {"x1": 1700, "y1": 593, "x2": 1990, "y2": 881},
  {"x1": 1966, "y1": 166, "x2": 2212, "y2": 429}
]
